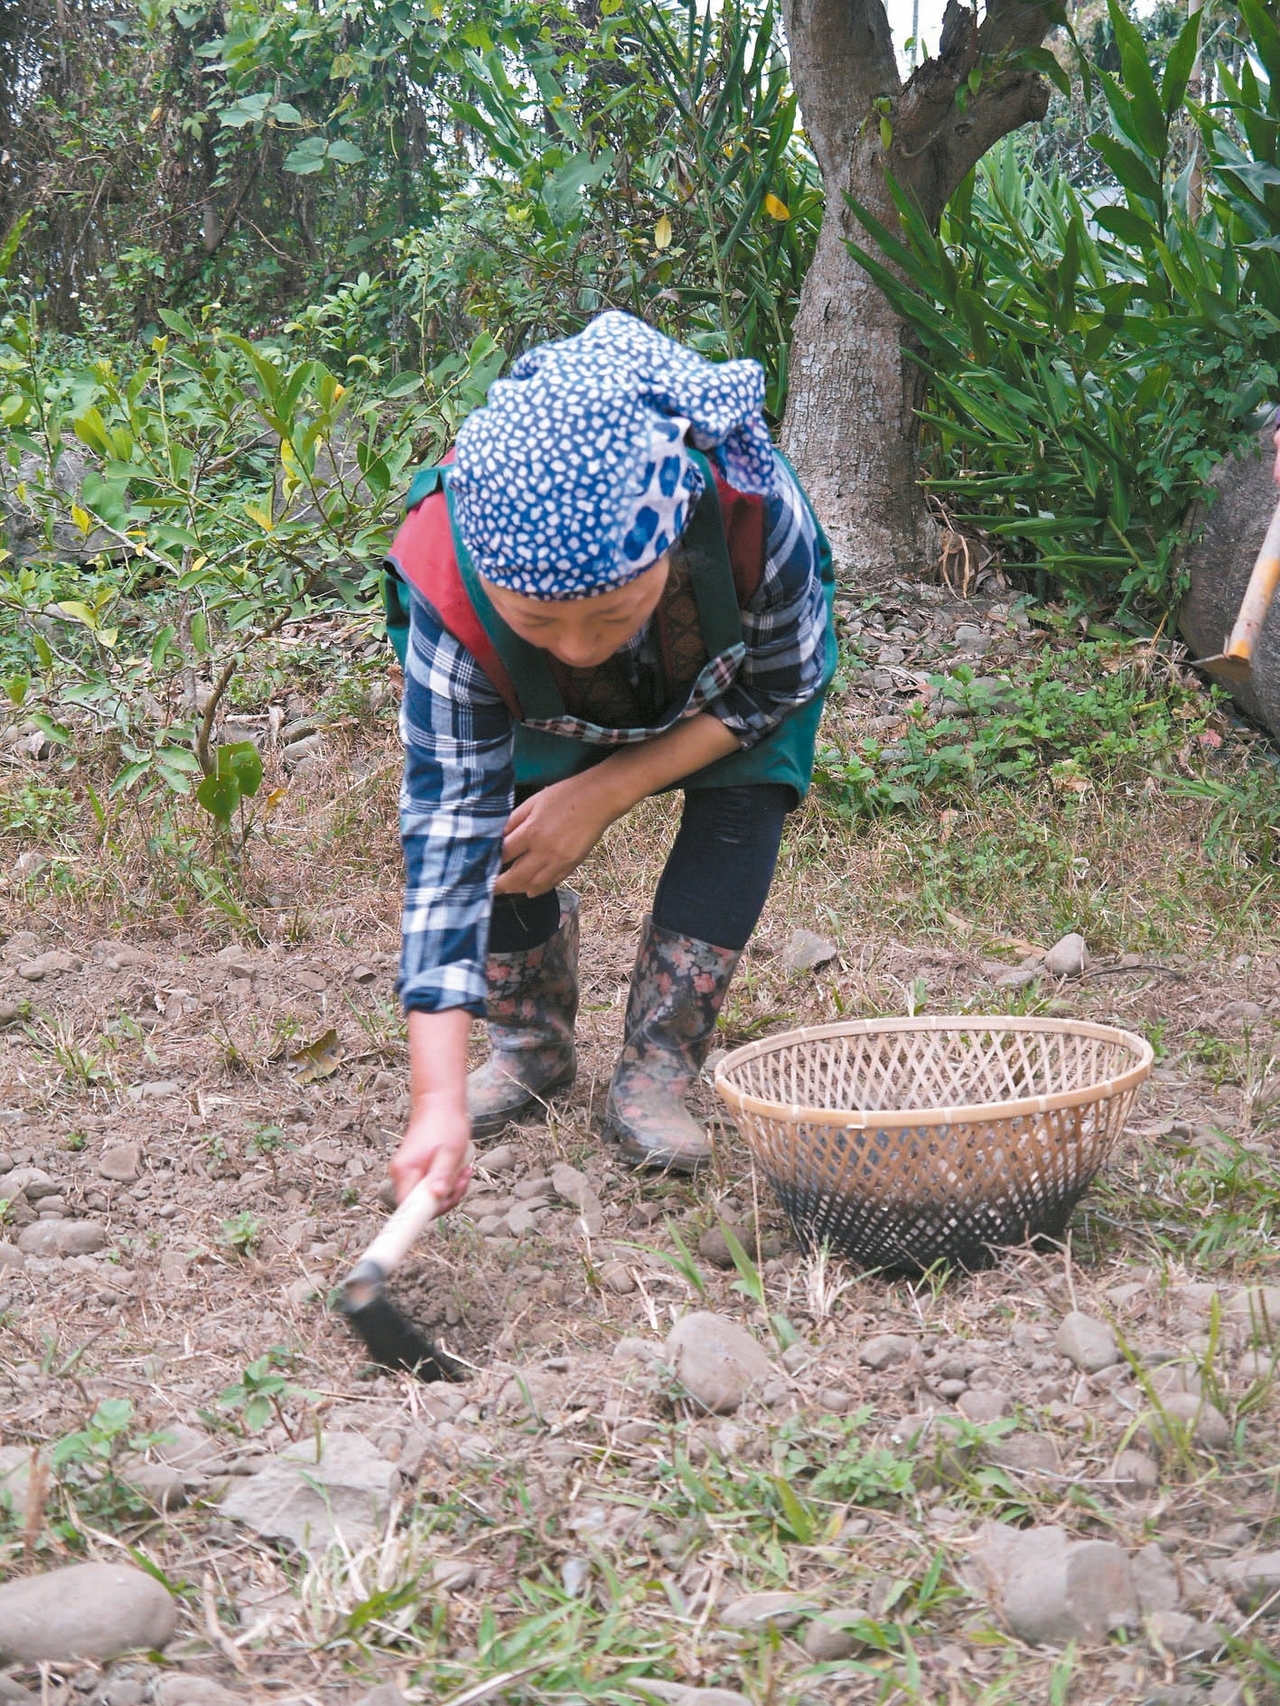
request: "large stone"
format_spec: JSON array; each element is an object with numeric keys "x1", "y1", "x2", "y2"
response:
[
  {"x1": 218, "y1": 1431, "x2": 398, "y2": 1554},
  {"x1": 665, "y1": 1312, "x2": 772, "y2": 1414},
  {"x1": 969, "y1": 1523, "x2": 1140, "y2": 1647},
  {"x1": 16, "y1": 1220, "x2": 108, "y2": 1258},
  {"x1": 1055, "y1": 1311, "x2": 1119, "y2": 1373},
  {"x1": 1178, "y1": 418, "x2": 1280, "y2": 742},
  {"x1": 0, "y1": 1561, "x2": 176, "y2": 1660}
]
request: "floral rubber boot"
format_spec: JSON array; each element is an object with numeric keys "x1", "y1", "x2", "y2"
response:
[
  {"x1": 604, "y1": 915, "x2": 741, "y2": 1172},
  {"x1": 468, "y1": 889, "x2": 580, "y2": 1139}
]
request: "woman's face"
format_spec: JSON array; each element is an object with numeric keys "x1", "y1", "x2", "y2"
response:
[{"x1": 480, "y1": 554, "x2": 671, "y2": 669}]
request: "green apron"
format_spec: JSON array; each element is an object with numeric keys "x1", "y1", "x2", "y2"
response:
[{"x1": 385, "y1": 451, "x2": 837, "y2": 802}]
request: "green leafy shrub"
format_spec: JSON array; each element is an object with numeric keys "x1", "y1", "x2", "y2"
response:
[
  {"x1": 817, "y1": 640, "x2": 1233, "y2": 817},
  {"x1": 848, "y1": 1, "x2": 1280, "y2": 614}
]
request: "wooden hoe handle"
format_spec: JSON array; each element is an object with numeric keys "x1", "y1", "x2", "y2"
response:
[{"x1": 1223, "y1": 496, "x2": 1280, "y2": 664}]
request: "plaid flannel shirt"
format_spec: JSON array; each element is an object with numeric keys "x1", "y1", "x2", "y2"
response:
[{"x1": 397, "y1": 451, "x2": 827, "y2": 1016}]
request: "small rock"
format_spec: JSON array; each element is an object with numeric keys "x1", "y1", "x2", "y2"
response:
[
  {"x1": 98, "y1": 942, "x2": 148, "y2": 971},
  {"x1": 956, "y1": 1388, "x2": 1009, "y2": 1423},
  {"x1": 0, "y1": 1244, "x2": 24, "y2": 1269},
  {"x1": 430, "y1": 1558, "x2": 477, "y2": 1593},
  {"x1": 719, "y1": 1590, "x2": 814, "y2": 1631},
  {"x1": 994, "y1": 963, "x2": 1038, "y2": 990},
  {"x1": 599, "y1": 1260, "x2": 636, "y2": 1295},
  {"x1": 482, "y1": 1144, "x2": 519, "y2": 1172},
  {"x1": 802, "y1": 1610, "x2": 867, "y2": 1660},
  {"x1": 497, "y1": 1368, "x2": 563, "y2": 1419},
  {"x1": 988, "y1": 1433, "x2": 1061, "y2": 1476},
  {"x1": 121, "y1": 1463, "x2": 186, "y2": 1513},
  {"x1": 16, "y1": 950, "x2": 80, "y2": 983},
  {"x1": 350, "y1": 963, "x2": 377, "y2": 984},
  {"x1": 1131, "y1": 1542, "x2": 1181, "y2": 1613},
  {"x1": 506, "y1": 1204, "x2": 541, "y2": 1238},
  {"x1": 1111, "y1": 1448, "x2": 1160, "y2": 1493},
  {"x1": 1043, "y1": 933, "x2": 1087, "y2": 977},
  {"x1": 0, "y1": 1001, "x2": 22, "y2": 1026},
  {"x1": 0, "y1": 1560, "x2": 176, "y2": 1660},
  {"x1": 1146, "y1": 1391, "x2": 1232, "y2": 1452},
  {"x1": 218, "y1": 1432, "x2": 398, "y2": 1554},
  {"x1": 816, "y1": 1386, "x2": 855, "y2": 1415},
  {"x1": 550, "y1": 1162, "x2": 604, "y2": 1233},
  {"x1": 1224, "y1": 1286, "x2": 1280, "y2": 1340},
  {"x1": 1146, "y1": 1608, "x2": 1213, "y2": 1657},
  {"x1": 779, "y1": 929, "x2": 839, "y2": 973},
  {"x1": 98, "y1": 1144, "x2": 141, "y2": 1183},
  {"x1": 665, "y1": 1312, "x2": 772, "y2": 1414},
  {"x1": 155, "y1": 1680, "x2": 246, "y2": 1706},
  {"x1": 127, "y1": 1080, "x2": 181, "y2": 1101},
  {"x1": 697, "y1": 1220, "x2": 752, "y2": 1269},
  {"x1": 282, "y1": 734, "x2": 322, "y2": 770},
  {"x1": 859, "y1": 1333, "x2": 914, "y2": 1371},
  {"x1": 1238, "y1": 1348, "x2": 1277, "y2": 1381},
  {"x1": 151, "y1": 1424, "x2": 218, "y2": 1475},
  {"x1": 1055, "y1": 1311, "x2": 1119, "y2": 1373},
  {"x1": 613, "y1": 1337, "x2": 663, "y2": 1369},
  {"x1": 1218, "y1": 1550, "x2": 1280, "y2": 1609},
  {"x1": 627, "y1": 1687, "x2": 750, "y2": 1706},
  {"x1": 779, "y1": 1342, "x2": 810, "y2": 1374}
]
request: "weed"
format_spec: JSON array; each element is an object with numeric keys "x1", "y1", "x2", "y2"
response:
[
  {"x1": 1100, "y1": 1129, "x2": 1280, "y2": 1269},
  {"x1": 216, "y1": 1347, "x2": 314, "y2": 1436},
  {"x1": 47, "y1": 1398, "x2": 171, "y2": 1541},
  {"x1": 219, "y1": 1210, "x2": 263, "y2": 1257}
]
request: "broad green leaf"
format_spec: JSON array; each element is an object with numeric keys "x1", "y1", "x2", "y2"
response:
[
  {"x1": 217, "y1": 740, "x2": 263, "y2": 798},
  {"x1": 1107, "y1": 0, "x2": 1168, "y2": 159},
  {"x1": 1161, "y1": 8, "x2": 1202, "y2": 120},
  {"x1": 196, "y1": 772, "x2": 239, "y2": 824}
]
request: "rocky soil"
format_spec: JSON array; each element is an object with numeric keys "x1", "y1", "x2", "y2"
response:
[{"x1": 0, "y1": 589, "x2": 1277, "y2": 1705}]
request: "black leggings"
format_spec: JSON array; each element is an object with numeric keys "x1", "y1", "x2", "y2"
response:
[{"x1": 489, "y1": 782, "x2": 793, "y2": 954}]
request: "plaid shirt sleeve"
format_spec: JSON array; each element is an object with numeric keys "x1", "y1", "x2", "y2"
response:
[
  {"x1": 707, "y1": 451, "x2": 829, "y2": 749},
  {"x1": 396, "y1": 589, "x2": 514, "y2": 1016}
]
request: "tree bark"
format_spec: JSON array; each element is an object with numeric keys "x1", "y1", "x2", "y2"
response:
[{"x1": 781, "y1": 0, "x2": 1053, "y2": 585}]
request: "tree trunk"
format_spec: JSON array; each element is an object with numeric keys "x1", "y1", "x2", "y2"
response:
[
  {"x1": 781, "y1": 0, "x2": 1054, "y2": 586},
  {"x1": 784, "y1": 159, "x2": 935, "y2": 578}
]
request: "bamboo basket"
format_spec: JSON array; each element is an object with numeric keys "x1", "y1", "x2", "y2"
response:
[{"x1": 714, "y1": 1015, "x2": 1153, "y2": 1272}]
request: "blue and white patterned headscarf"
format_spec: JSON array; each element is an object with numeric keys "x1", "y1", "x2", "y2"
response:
[{"x1": 450, "y1": 311, "x2": 776, "y2": 600}]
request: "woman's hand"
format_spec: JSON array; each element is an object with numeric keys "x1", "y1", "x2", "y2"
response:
[
  {"x1": 495, "y1": 770, "x2": 623, "y2": 897},
  {"x1": 389, "y1": 1007, "x2": 474, "y2": 1210},
  {"x1": 390, "y1": 1095, "x2": 473, "y2": 1210}
]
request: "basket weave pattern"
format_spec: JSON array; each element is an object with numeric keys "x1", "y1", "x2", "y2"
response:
[{"x1": 715, "y1": 1016, "x2": 1152, "y2": 1271}]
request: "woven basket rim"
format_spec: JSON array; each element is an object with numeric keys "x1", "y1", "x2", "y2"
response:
[{"x1": 713, "y1": 1013, "x2": 1154, "y2": 1129}]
